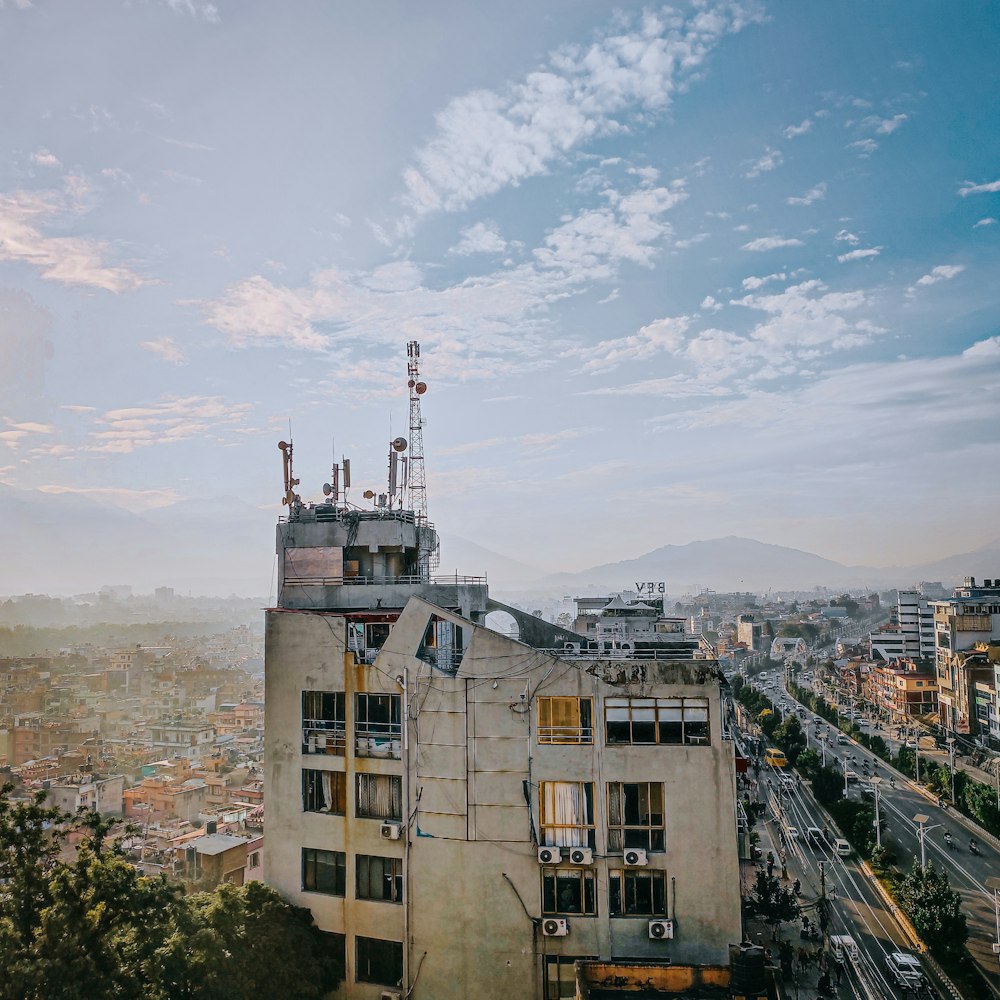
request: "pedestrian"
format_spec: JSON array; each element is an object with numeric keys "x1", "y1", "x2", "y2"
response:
[
  {"x1": 781, "y1": 863, "x2": 788, "y2": 880},
  {"x1": 793, "y1": 878, "x2": 801, "y2": 895},
  {"x1": 834, "y1": 961, "x2": 843, "y2": 985}
]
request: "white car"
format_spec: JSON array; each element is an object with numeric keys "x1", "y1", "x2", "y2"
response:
[
  {"x1": 887, "y1": 951, "x2": 927, "y2": 992},
  {"x1": 786, "y1": 826, "x2": 800, "y2": 840}
]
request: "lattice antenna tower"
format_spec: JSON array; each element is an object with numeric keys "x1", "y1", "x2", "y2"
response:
[{"x1": 406, "y1": 341, "x2": 428, "y2": 525}]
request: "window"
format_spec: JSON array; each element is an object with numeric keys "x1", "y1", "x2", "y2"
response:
[
  {"x1": 355, "y1": 693, "x2": 402, "y2": 759},
  {"x1": 321, "y1": 932, "x2": 346, "y2": 984},
  {"x1": 356, "y1": 854, "x2": 403, "y2": 903},
  {"x1": 356, "y1": 773, "x2": 402, "y2": 821},
  {"x1": 542, "y1": 868, "x2": 596, "y2": 915},
  {"x1": 301, "y1": 847, "x2": 345, "y2": 896},
  {"x1": 355, "y1": 936, "x2": 403, "y2": 987},
  {"x1": 302, "y1": 768, "x2": 346, "y2": 814},
  {"x1": 544, "y1": 956, "x2": 596, "y2": 1000},
  {"x1": 539, "y1": 781, "x2": 595, "y2": 849},
  {"x1": 609, "y1": 869, "x2": 667, "y2": 916},
  {"x1": 537, "y1": 697, "x2": 594, "y2": 744},
  {"x1": 607, "y1": 782, "x2": 665, "y2": 852},
  {"x1": 605, "y1": 697, "x2": 710, "y2": 746},
  {"x1": 248, "y1": 851, "x2": 260, "y2": 868},
  {"x1": 302, "y1": 691, "x2": 346, "y2": 755}
]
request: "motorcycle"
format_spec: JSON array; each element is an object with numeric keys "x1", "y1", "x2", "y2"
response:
[
  {"x1": 943, "y1": 833, "x2": 954, "y2": 850},
  {"x1": 970, "y1": 840, "x2": 980, "y2": 856}
]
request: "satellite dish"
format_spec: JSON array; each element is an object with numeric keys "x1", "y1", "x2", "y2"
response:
[
  {"x1": 278, "y1": 440, "x2": 289, "y2": 451},
  {"x1": 415, "y1": 382, "x2": 427, "y2": 395},
  {"x1": 408, "y1": 379, "x2": 416, "y2": 388},
  {"x1": 392, "y1": 437, "x2": 408, "y2": 452},
  {"x1": 363, "y1": 489, "x2": 376, "y2": 499},
  {"x1": 322, "y1": 483, "x2": 333, "y2": 496}
]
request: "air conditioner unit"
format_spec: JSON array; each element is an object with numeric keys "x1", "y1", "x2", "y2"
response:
[
  {"x1": 563, "y1": 641, "x2": 580, "y2": 654},
  {"x1": 541, "y1": 918, "x2": 569, "y2": 937},
  {"x1": 569, "y1": 847, "x2": 593, "y2": 865},
  {"x1": 380, "y1": 822, "x2": 402, "y2": 840},
  {"x1": 380, "y1": 992, "x2": 402, "y2": 1000},
  {"x1": 649, "y1": 919, "x2": 674, "y2": 940},
  {"x1": 537, "y1": 846, "x2": 562, "y2": 865},
  {"x1": 624, "y1": 848, "x2": 648, "y2": 867}
]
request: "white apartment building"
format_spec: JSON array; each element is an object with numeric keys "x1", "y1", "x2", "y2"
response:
[
  {"x1": 869, "y1": 590, "x2": 935, "y2": 662},
  {"x1": 265, "y1": 500, "x2": 742, "y2": 1000}
]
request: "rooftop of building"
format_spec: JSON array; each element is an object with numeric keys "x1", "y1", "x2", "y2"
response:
[{"x1": 189, "y1": 832, "x2": 248, "y2": 856}]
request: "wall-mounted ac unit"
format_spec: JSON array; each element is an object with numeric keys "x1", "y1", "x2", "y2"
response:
[
  {"x1": 380, "y1": 991, "x2": 402, "y2": 1000},
  {"x1": 537, "y1": 846, "x2": 561, "y2": 865},
  {"x1": 569, "y1": 847, "x2": 593, "y2": 865},
  {"x1": 380, "y1": 822, "x2": 402, "y2": 840},
  {"x1": 563, "y1": 641, "x2": 580, "y2": 654},
  {"x1": 649, "y1": 919, "x2": 674, "y2": 940},
  {"x1": 624, "y1": 848, "x2": 648, "y2": 867},
  {"x1": 541, "y1": 918, "x2": 569, "y2": 937}
]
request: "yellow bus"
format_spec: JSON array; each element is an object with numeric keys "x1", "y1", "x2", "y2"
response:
[{"x1": 764, "y1": 747, "x2": 788, "y2": 768}]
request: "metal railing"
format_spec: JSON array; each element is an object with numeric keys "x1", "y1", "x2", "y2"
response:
[
  {"x1": 301, "y1": 723, "x2": 346, "y2": 756},
  {"x1": 354, "y1": 722, "x2": 402, "y2": 760},
  {"x1": 284, "y1": 573, "x2": 486, "y2": 588}
]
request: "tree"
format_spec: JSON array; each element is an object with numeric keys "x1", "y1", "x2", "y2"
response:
[
  {"x1": 896, "y1": 861, "x2": 968, "y2": 961},
  {"x1": 745, "y1": 869, "x2": 799, "y2": 934},
  {"x1": 810, "y1": 764, "x2": 845, "y2": 807},
  {"x1": 759, "y1": 709, "x2": 779, "y2": 738},
  {"x1": 774, "y1": 716, "x2": 806, "y2": 766}
]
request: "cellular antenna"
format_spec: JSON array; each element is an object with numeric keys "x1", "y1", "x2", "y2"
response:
[{"x1": 406, "y1": 341, "x2": 438, "y2": 575}]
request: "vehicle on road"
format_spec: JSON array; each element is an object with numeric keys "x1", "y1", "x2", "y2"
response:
[
  {"x1": 806, "y1": 827, "x2": 824, "y2": 847},
  {"x1": 887, "y1": 951, "x2": 929, "y2": 994},
  {"x1": 831, "y1": 935, "x2": 859, "y2": 962},
  {"x1": 834, "y1": 838, "x2": 851, "y2": 856},
  {"x1": 779, "y1": 775, "x2": 795, "y2": 791},
  {"x1": 786, "y1": 826, "x2": 799, "y2": 839},
  {"x1": 764, "y1": 748, "x2": 788, "y2": 768},
  {"x1": 845, "y1": 770, "x2": 859, "y2": 782},
  {"x1": 837, "y1": 734, "x2": 850, "y2": 745}
]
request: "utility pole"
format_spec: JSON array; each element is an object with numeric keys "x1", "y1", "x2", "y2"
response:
[
  {"x1": 946, "y1": 737, "x2": 956, "y2": 804},
  {"x1": 871, "y1": 776, "x2": 882, "y2": 849}
]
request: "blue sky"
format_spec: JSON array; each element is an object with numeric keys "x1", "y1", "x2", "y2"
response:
[{"x1": 1, "y1": 0, "x2": 999, "y2": 593}]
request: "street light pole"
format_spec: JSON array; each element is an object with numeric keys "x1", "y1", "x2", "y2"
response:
[
  {"x1": 946, "y1": 737, "x2": 956, "y2": 804},
  {"x1": 871, "y1": 776, "x2": 882, "y2": 849}
]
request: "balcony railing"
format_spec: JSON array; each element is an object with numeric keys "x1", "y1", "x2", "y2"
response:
[
  {"x1": 302, "y1": 722, "x2": 346, "y2": 756},
  {"x1": 537, "y1": 726, "x2": 594, "y2": 745},
  {"x1": 283, "y1": 573, "x2": 487, "y2": 588},
  {"x1": 354, "y1": 722, "x2": 402, "y2": 759}
]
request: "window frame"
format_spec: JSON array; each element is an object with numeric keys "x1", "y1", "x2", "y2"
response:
[
  {"x1": 356, "y1": 854, "x2": 404, "y2": 904},
  {"x1": 301, "y1": 847, "x2": 346, "y2": 896},
  {"x1": 355, "y1": 935, "x2": 404, "y2": 988},
  {"x1": 544, "y1": 955, "x2": 598, "y2": 1000},
  {"x1": 608, "y1": 868, "x2": 668, "y2": 917},
  {"x1": 301, "y1": 768, "x2": 347, "y2": 815},
  {"x1": 541, "y1": 867, "x2": 597, "y2": 916},
  {"x1": 606, "y1": 781, "x2": 666, "y2": 853},
  {"x1": 605, "y1": 696, "x2": 711, "y2": 746},
  {"x1": 537, "y1": 696, "x2": 594, "y2": 745},
  {"x1": 302, "y1": 690, "x2": 346, "y2": 756},
  {"x1": 356, "y1": 772, "x2": 403, "y2": 821},
  {"x1": 539, "y1": 780, "x2": 596, "y2": 849},
  {"x1": 355, "y1": 692, "x2": 402, "y2": 759}
]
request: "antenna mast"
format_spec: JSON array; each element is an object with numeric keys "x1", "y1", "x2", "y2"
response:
[{"x1": 406, "y1": 341, "x2": 438, "y2": 576}]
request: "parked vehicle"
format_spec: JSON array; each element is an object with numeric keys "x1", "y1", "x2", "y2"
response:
[{"x1": 831, "y1": 935, "x2": 859, "y2": 962}]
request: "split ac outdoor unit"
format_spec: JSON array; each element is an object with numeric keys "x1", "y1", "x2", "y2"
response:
[
  {"x1": 380, "y1": 822, "x2": 402, "y2": 840},
  {"x1": 649, "y1": 919, "x2": 674, "y2": 940},
  {"x1": 563, "y1": 642, "x2": 580, "y2": 654},
  {"x1": 537, "y1": 846, "x2": 562, "y2": 865},
  {"x1": 380, "y1": 992, "x2": 402, "y2": 1000},
  {"x1": 623, "y1": 848, "x2": 648, "y2": 867},
  {"x1": 569, "y1": 847, "x2": 593, "y2": 865},
  {"x1": 541, "y1": 918, "x2": 569, "y2": 937}
]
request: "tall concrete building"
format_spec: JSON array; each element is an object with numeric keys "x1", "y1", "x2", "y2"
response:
[
  {"x1": 868, "y1": 590, "x2": 935, "y2": 662},
  {"x1": 264, "y1": 478, "x2": 742, "y2": 999}
]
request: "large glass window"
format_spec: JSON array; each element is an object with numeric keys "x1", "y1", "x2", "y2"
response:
[
  {"x1": 301, "y1": 847, "x2": 345, "y2": 896},
  {"x1": 356, "y1": 854, "x2": 403, "y2": 903},
  {"x1": 302, "y1": 768, "x2": 346, "y2": 814},
  {"x1": 539, "y1": 781, "x2": 595, "y2": 849},
  {"x1": 302, "y1": 691, "x2": 346, "y2": 755},
  {"x1": 607, "y1": 782, "x2": 665, "y2": 852},
  {"x1": 356, "y1": 773, "x2": 402, "y2": 821},
  {"x1": 605, "y1": 697, "x2": 710, "y2": 746},
  {"x1": 541, "y1": 868, "x2": 596, "y2": 915},
  {"x1": 537, "y1": 697, "x2": 594, "y2": 744},
  {"x1": 544, "y1": 956, "x2": 597, "y2": 1000},
  {"x1": 355, "y1": 936, "x2": 403, "y2": 987},
  {"x1": 355, "y1": 693, "x2": 402, "y2": 759},
  {"x1": 609, "y1": 869, "x2": 667, "y2": 916}
]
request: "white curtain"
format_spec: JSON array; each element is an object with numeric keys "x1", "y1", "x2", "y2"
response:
[
  {"x1": 321, "y1": 771, "x2": 333, "y2": 812},
  {"x1": 543, "y1": 782, "x2": 588, "y2": 847}
]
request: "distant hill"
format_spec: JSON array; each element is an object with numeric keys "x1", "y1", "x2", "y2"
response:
[{"x1": 438, "y1": 534, "x2": 544, "y2": 589}]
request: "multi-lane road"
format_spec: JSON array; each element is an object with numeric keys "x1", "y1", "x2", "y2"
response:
[{"x1": 749, "y1": 671, "x2": 1000, "y2": 997}]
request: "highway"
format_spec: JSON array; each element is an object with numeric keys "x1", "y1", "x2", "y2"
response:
[{"x1": 757, "y1": 671, "x2": 1000, "y2": 996}]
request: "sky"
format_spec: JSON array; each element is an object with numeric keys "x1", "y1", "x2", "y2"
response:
[{"x1": 1, "y1": 0, "x2": 999, "y2": 595}]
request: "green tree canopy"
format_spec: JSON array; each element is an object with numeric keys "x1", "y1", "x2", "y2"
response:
[{"x1": 897, "y1": 861, "x2": 968, "y2": 961}]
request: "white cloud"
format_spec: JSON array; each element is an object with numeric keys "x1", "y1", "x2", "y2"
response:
[
  {"x1": 848, "y1": 138, "x2": 878, "y2": 156},
  {"x1": 907, "y1": 263, "x2": 965, "y2": 295},
  {"x1": 164, "y1": 0, "x2": 220, "y2": 23},
  {"x1": 32, "y1": 148, "x2": 60, "y2": 167},
  {"x1": 400, "y1": 3, "x2": 762, "y2": 219},
  {"x1": 141, "y1": 337, "x2": 187, "y2": 364},
  {"x1": 835, "y1": 229, "x2": 860, "y2": 245},
  {"x1": 862, "y1": 113, "x2": 908, "y2": 134},
  {"x1": 451, "y1": 220, "x2": 508, "y2": 255},
  {"x1": 580, "y1": 315, "x2": 691, "y2": 372},
  {"x1": 837, "y1": 247, "x2": 881, "y2": 263},
  {"x1": 974, "y1": 217, "x2": 997, "y2": 228},
  {"x1": 741, "y1": 272, "x2": 785, "y2": 290},
  {"x1": 783, "y1": 118, "x2": 812, "y2": 139},
  {"x1": 741, "y1": 236, "x2": 804, "y2": 252},
  {"x1": 675, "y1": 231, "x2": 710, "y2": 249},
  {"x1": 786, "y1": 182, "x2": 826, "y2": 206},
  {"x1": 37, "y1": 485, "x2": 183, "y2": 510},
  {"x1": 743, "y1": 147, "x2": 782, "y2": 178},
  {"x1": 0, "y1": 184, "x2": 145, "y2": 292},
  {"x1": 700, "y1": 295, "x2": 722, "y2": 312},
  {"x1": 0, "y1": 419, "x2": 54, "y2": 451},
  {"x1": 959, "y1": 178, "x2": 1000, "y2": 197}
]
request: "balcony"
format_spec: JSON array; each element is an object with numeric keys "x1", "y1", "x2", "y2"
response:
[{"x1": 302, "y1": 721, "x2": 346, "y2": 756}]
